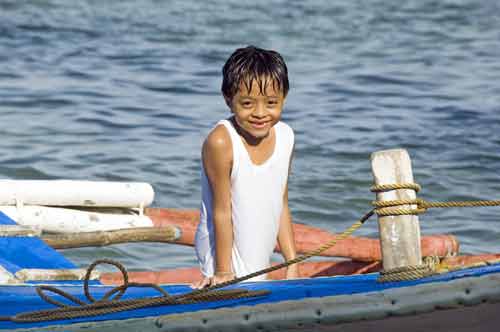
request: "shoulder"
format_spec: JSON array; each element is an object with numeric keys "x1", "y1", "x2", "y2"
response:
[
  {"x1": 205, "y1": 124, "x2": 231, "y2": 148},
  {"x1": 203, "y1": 124, "x2": 233, "y2": 163}
]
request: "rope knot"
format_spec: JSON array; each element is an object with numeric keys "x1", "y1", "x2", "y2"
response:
[
  {"x1": 377, "y1": 256, "x2": 441, "y2": 283},
  {"x1": 370, "y1": 182, "x2": 421, "y2": 193},
  {"x1": 370, "y1": 182, "x2": 424, "y2": 217}
]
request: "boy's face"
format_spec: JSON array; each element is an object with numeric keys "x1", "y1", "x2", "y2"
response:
[{"x1": 225, "y1": 77, "x2": 286, "y2": 141}]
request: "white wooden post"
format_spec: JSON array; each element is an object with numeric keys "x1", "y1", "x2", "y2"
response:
[{"x1": 371, "y1": 148, "x2": 422, "y2": 270}]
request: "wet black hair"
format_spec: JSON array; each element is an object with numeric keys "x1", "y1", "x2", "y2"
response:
[{"x1": 221, "y1": 46, "x2": 289, "y2": 100}]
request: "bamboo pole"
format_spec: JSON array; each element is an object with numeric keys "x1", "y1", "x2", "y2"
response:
[
  {"x1": 15, "y1": 268, "x2": 100, "y2": 282},
  {"x1": 0, "y1": 225, "x2": 41, "y2": 237},
  {"x1": 371, "y1": 148, "x2": 422, "y2": 270},
  {"x1": 42, "y1": 226, "x2": 181, "y2": 249}
]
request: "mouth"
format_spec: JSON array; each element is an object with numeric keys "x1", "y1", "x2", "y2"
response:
[{"x1": 249, "y1": 121, "x2": 270, "y2": 129}]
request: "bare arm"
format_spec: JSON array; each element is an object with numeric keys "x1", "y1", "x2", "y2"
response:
[
  {"x1": 277, "y1": 146, "x2": 299, "y2": 279},
  {"x1": 278, "y1": 186, "x2": 296, "y2": 261},
  {"x1": 193, "y1": 126, "x2": 235, "y2": 288}
]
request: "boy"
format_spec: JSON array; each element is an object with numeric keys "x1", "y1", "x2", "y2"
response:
[{"x1": 193, "y1": 46, "x2": 298, "y2": 288}]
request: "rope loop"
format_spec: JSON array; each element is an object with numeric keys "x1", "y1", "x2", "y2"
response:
[
  {"x1": 36, "y1": 286, "x2": 87, "y2": 307},
  {"x1": 370, "y1": 183, "x2": 421, "y2": 193},
  {"x1": 377, "y1": 256, "x2": 441, "y2": 283},
  {"x1": 84, "y1": 259, "x2": 129, "y2": 303}
]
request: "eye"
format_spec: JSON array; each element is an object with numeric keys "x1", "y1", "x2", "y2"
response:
[
  {"x1": 267, "y1": 100, "x2": 278, "y2": 106},
  {"x1": 241, "y1": 100, "x2": 253, "y2": 107}
]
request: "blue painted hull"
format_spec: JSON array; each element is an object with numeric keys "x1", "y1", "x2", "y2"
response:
[{"x1": 1, "y1": 263, "x2": 500, "y2": 331}]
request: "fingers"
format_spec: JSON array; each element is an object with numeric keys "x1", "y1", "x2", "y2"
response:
[{"x1": 190, "y1": 273, "x2": 236, "y2": 289}]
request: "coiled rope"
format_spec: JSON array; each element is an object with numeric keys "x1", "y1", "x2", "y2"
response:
[{"x1": 0, "y1": 259, "x2": 270, "y2": 323}]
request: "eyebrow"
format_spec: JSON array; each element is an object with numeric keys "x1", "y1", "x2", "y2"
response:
[{"x1": 238, "y1": 95, "x2": 278, "y2": 100}]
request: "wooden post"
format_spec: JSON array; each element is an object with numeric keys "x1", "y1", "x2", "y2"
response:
[{"x1": 371, "y1": 148, "x2": 422, "y2": 270}]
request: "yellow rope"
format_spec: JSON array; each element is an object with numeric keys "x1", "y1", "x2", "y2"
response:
[
  {"x1": 371, "y1": 183, "x2": 500, "y2": 217},
  {"x1": 377, "y1": 256, "x2": 440, "y2": 282},
  {"x1": 370, "y1": 183, "x2": 421, "y2": 193},
  {"x1": 193, "y1": 209, "x2": 375, "y2": 294}
]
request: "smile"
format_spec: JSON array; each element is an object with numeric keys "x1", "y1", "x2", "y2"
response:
[{"x1": 249, "y1": 121, "x2": 269, "y2": 129}]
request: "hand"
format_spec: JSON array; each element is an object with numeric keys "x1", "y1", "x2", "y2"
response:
[
  {"x1": 191, "y1": 271, "x2": 235, "y2": 289},
  {"x1": 285, "y1": 264, "x2": 300, "y2": 279}
]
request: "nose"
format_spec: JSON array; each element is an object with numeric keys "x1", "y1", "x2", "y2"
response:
[{"x1": 252, "y1": 100, "x2": 266, "y2": 118}]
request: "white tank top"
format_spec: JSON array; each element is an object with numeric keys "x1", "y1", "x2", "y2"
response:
[{"x1": 195, "y1": 119, "x2": 294, "y2": 281}]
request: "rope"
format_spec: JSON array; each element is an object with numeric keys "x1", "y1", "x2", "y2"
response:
[
  {"x1": 371, "y1": 182, "x2": 500, "y2": 282},
  {"x1": 371, "y1": 183, "x2": 421, "y2": 193},
  {"x1": 182, "y1": 209, "x2": 375, "y2": 295},
  {"x1": 377, "y1": 256, "x2": 440, "y2": 282},
  {"x1": 371, "y1": 183, "x2": 500, "y2": 217}
]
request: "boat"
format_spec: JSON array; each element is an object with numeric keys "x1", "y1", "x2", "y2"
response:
[
  {"x1": 1, "y1": 149, "x2": 500, "y2": 331},
  {"x1": 1, "y1": 209, "x2": 500, "y2": 332}
]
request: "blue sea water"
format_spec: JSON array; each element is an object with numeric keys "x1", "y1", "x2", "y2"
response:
[{"x1": 0, "y1": 0, "x2": 499, "y2": 276}]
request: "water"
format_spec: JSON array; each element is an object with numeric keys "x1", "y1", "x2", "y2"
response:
[{"x1": 1, "y1": 0, "x2": 499, "y2": 274}]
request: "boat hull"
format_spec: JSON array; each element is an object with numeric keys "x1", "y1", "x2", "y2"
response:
[
  {"x1": 15, "y1": 301, "x2": 500, "y2": 332},
  {"x1": 2, "y1": 263, "x2": 500, "y2": 331}
]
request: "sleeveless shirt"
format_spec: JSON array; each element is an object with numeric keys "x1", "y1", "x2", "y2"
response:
[{"x1": 195, "y1": 119, "x2": 294, "y2": 281}]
